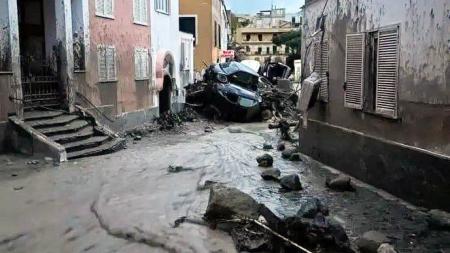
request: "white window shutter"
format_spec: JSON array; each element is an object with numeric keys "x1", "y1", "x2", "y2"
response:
[
  {"x1": 106, "y1": 46, "x2": 116, "y2": 80},
  {"x1": 314, "y1": 41, "x2": 329, "y2": 102},
  {"x1": 98, "y1": 47, "x2": 107, "y2": 81},
  {"x1": 376, "y1": 27, "x2": 399, "y2": 118},
  {"x1": 133, "y1": 0, "x2": 139, "y2": 22},
  {"x1": 96, "y1": 0, "x2": 104, "y2": 15},
  {"x1": 344, "y1": 33, "x2": 365, "y2": 109},
  {"x1": 134, "y1": 48, "x2": 140, "y2": 79},
  {"x1": 142, "y1": 0, "x2": 148, "y2": 23},
  {"x1": 144, "y1": 49, "x2": 149, "y2": 78},
  {"x1": 105, "y1": 0, "x2": 113, "y2": 17}
]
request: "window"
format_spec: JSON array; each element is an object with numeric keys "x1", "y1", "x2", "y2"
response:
[
  {"x1": 134, "y1": 48, "x2": 149, "y2": 80},
  {"x1": 214, "y1": 21, "x2": 218, "y2": 48},
  {"x1": 257, "y1": 47, "x2": 262, "y2": 55},
  {"x1": 246, "y1": 46, "x2": 250, "y2": 52},
  {"x1": 344, "y1": 26, "x2": 399, "y2": 118},
  {"x1": 218, "y1": 25, "x2": 222, "y2": 49},
  {"x1": 273, "y1": 46, "x2": 277, "y2": 54},
  {"x1": 179, "y1": 16, "x2": 197, "y2": 45},
  {"x1": 155, "y1": 0, "x2": 169, "y2": 14},
  {"x1": 246, "y1": 34, "x2": 251, "y2": 41},
  {"x1": 266, "y1": 47, "x2": 270, "y2": 55},
  {"x1": 96, "y1": 0, "x2": 114, "y2": 18},
  {"x1": 314, "y1": 40, "x2": 329, "y2": 102},
  {"x1": 133, "y1": 0, "x2": 148, "y2": 25},
  {"x1": 258, "y1": 34, "x2": 263, "y2": 41},
  {"x1": 98, "y1": 45, "x2": 117, "y2": 82}
]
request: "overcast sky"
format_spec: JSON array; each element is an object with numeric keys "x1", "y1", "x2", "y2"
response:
[{"x1": 225, "y1": 0, "x2": 305, "y2": 14}]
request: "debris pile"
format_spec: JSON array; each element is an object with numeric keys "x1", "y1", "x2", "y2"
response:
[{"x1": 156, "y1": 107, "x2": 199, "y2": 130}]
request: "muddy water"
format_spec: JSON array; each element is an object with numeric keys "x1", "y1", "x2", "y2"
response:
[{"x1": 0, "y1": 122, "x2": 449, "y2": 253}]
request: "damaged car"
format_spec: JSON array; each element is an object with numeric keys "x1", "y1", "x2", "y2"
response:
[{"x1": 187, "y1": 62, "x2": 265, "y2": 122}]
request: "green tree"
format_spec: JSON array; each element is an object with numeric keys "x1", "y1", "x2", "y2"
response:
[{"x1": 272, "y1": 30, "x2": 302, "y2": 54}]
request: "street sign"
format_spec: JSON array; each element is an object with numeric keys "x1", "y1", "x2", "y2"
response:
[{"x1": 221, "y1": 50, "x2": 235, "y2": 58}]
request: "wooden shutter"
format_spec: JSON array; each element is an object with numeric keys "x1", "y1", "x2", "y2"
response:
[
  {"x1": 104, "y1": 0, "x2": 113, "y2": 17},
  {"x1": 133, "y1": 0, "x2": 139, "y2": 22},
  {"x1": 106, "y1": 46, "x2": 116, "y2": 81},
  {"x1": 142, "y1": 49, "x2": 148, "y2": 79},
  {"x1": 314, "y1": 41, "x2": 329, "y2": 102},
  {"x1": 344, "y1": 33, "x2": 365, "y2": 109},
  {"x1": 98, "y1": 47, "x2": 107, "y2": 81},
  {"x1": 142, "y1": 0, "x2": 148, "y2": 23},
  {"x1": 134, "y1": 48, "x2": 141, "y2": 79},
  {"x1": 376, "y1": 27, "x2": 399, "y2": 118}
]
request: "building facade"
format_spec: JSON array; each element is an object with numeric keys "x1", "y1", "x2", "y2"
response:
[
  {"x1": 179, "y1": 0, "x2": 229, "y2": 72},
  {"x1": 301, "y1": 0, "x2": 450, "y2": 210},
  {"x1": 0, "y1": 0, "x2": 194, "y2": 153},
  {"x1": 235, "y1": 8, "x2": 298, "y2": 64}
]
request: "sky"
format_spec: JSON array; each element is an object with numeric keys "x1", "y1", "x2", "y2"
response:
[{"x1": 225, "y1": 0, "x2": 305, "y2": 15}]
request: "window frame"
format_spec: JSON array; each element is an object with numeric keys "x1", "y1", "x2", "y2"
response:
[
  {"x1": 179, "y1": 15, "x2": 198, "y2": 46},
  {"x1": 133, "y1": 0, "x2": 148, "y2": 26},
  {"x1": 155, "y1": 0, "x2": 170, "y2": 15},
  {"x1": 96, "y1": 0, "x2": 115, "y2": 19},
  {"x1": 97, "y1": 45, "x2": 117, "y2": 83}
]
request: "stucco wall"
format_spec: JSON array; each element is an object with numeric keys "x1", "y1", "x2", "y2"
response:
[
  {"x1": 180, "y1": 0, "x2": 213, "y2": 71},
  {"x1": 302, "y1": 0, "x2": 450, "y2": 155},
  {"x1": 79, "y1": 0, "x2": 152, "y2": 117}
]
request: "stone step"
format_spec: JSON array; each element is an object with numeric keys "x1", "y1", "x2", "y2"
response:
[
  {"x1": 29, "y1": 115, "x2": 79, "y2": 129},
  {"x1": 67, "y1": 138, "x2": 125, "y2": 160},
  {"x1": 64, "y1": 136, "x2": 111, "y2": 152},
  {"x1": 39, "y1": 120, "x2": 89, "y2": 136},
  {"x1": 24, "y1": 110, "x2": 65, "y2": 121},
  {"x1": 24, "y1": 103, "x2": 61, "y2": 110},
  {"x1": 50, "y1": 126, "x2": 95, "y2": 144}
]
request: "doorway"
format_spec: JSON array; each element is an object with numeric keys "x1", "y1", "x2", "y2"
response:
[{"x1": 159, "y1": 75, "x2": 172, "y2": 115}]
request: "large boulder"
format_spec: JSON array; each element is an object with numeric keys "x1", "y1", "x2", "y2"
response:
[
  {"x1": 326, "y1": 175, "x2": 355, "y2": 192},
  {"x1": 277, "y1": 142, "x2": 286, "y2": 151},
  {"x1": 296, "y1": 197, "x2": 329, "y2": 218},
  {"x1": 280, "y1": 174, "x2": 303, "y2": 191},
  {"x1": 377, "y1": 243, "x2": 397, "y2": 253},
  {"x1": 356, "y1": 231, "x2": 390, "y2": 253},
  {"x1": 260, "y1": 168, "x2": 281, "y2": 181},
  {"x1": 281, "y1": 148, "x2": 296, "y2": 159},
  {"x1": 427, "y1": 209, "x2": 450, "y2": 230},
  {"x1": 289, "y1": 153, "x2": 303, "y2": 162},
  {"x1": 204, "y1": 185, "x2": 261, "y2": 221},
  {"x1": 256, "y1": 154, "x2": 274, "y2": 167}
]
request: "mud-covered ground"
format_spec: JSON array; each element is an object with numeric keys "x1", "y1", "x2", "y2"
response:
[{"x1": 0, "y1": 122, "x2": 449, "y2": 253}]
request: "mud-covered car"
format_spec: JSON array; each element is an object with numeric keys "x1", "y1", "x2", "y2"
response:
[{"x1": 198, "y1": 62, "x2": 264, "y2": 121}]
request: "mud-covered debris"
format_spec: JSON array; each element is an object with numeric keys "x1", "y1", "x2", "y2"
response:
[
  {"x1": 326, "y1": 175, "x2": 355, "y2": 192},
  {"x1": 427, "y1": 209, "x2": 450, "y2": 230},
  {"x1": 256, "y1": 154, "x2": 274, "y2": 167},
  {"x1": 289, "y1": 153, "x2": 302, "y2": 162},
  {"x1": 204, "y1": 125, "x2": 213, "y2": 133},
  {"x1": 281, "y1": 148, "x2": 296, "y2": 159},
  {"x1": 296, "y1": 197, "x2": 329, "y2": 219},
  {"x1": 167, "y1": 165, "x2": 193, "y2": 174},
  {"x1": 277, "y1": 142, "x2": 286, "y2": 151},
  {"x1": 280, "y1": 174, "x2": 302, "y2": 191},
  {"x1": 260, "y1": 168, "x2": 281, "y2": 181},
  {"x1": 356, "y1": 231, "x2": 390, "y2": 253},
  {"x1": 133, "y1": 135, "x2": 142, "y2": 141},
  {"x1": 263, "y1": 143, "x2": 273, "y2": 150},
  {"x1": 27, "y1": 160, "x2": 39, "y2": 165},
  {"x1": 230, "y1": 222, "x2": 272, "y2": 252},
  {"x1": 156, "y1": 107, "x2": 200, "y2": 130},
  {"x1": 204, "y1": 185, "x2": 262, "y2": 221},
  {"x1": 377, "y1": 243, "x2": 397, "y2": 253}
]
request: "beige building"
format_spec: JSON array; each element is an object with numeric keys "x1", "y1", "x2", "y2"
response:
[
  {"x1": 235, "y1": 8, "x2": 298, "y2": 63},
  {"x1": 179, "y1": 0, "x2": 229, "y2": 71}
]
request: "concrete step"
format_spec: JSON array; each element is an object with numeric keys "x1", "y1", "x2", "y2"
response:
[
  {"x1": 67, "y1": 138, "x2": 125, "y2": 160},
  {"x1": 24, "y1": 110, "x2": 65, "y2": 121},
  {"x1": 50, "y1": 126, "x2": 95, "y2": 144},
  {"x1": 29, "y1": 115, "x2": 79, "y2": 129},
  {"x1": 39, "y1": 120, "x2": 89, "y2": 136},
  {"x1": 64, "y1": 136, "x2": 111, "y2": 152}
]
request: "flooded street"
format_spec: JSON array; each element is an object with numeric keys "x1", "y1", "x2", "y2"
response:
[{"x1": 0, "y1": 122, "x2": 449, "y2": 253}]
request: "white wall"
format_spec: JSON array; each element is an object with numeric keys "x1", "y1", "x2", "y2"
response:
[{"x1": 150, "y1": 0, "x2": 182, "y2": 106}]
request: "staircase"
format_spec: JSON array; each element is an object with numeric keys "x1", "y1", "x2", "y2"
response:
[{"x1": 19, "y1": 109, "x2": 125, "y2": 160}]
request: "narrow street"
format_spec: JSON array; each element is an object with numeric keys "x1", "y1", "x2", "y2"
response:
[{"x1": 1, "y1": 122, "x2": 448, "y2": 253}]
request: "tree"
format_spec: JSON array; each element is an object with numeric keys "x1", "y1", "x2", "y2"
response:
[{"x1": 272, "y1": 30, "x2": 302, "y2": 55}]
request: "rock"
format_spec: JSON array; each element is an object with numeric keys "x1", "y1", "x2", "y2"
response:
[
  {"x1": 427, "y1": 209, "x2": 450, "y2": 230},
  {"x1": 13, "y1": 186, "x2": 24, "y2": 191},
  {"x1": 296, "y1": 197, "x2": 329, "y2": 218},
  {"x1": 256, "y1": 154, "x2": 273, "y2": 167},
  {"x1": 356, "y1": 231, "x2": 390, "y2": 253},
  {"x1": 27, "y1": 160, "x2": 39, "y2": 165},
  {"x1": 133, "y1": 135, "x2": 142, "y2": 141},
  {"x1": 230, "y1": 223, "x2": 271, "y2": 252},
  {"x1": 263, "y1": 143, "x2": 273, "y2": 150},
  {"x1": 204, "y1": 126, "x2": 213, "y2": 133},
  {"x1": 280, "y1": 174, "x2": 302, "y2": 191},
  {"x1": 167, "y1": 165, "x2": 193, "y2": 173},
  {"x1": 44, "y1": 157, "x2": 53, "y2": 162},
  {"x1": 326, "y1": 175, "x2": 355, "y2": 192},
  {"x1": 277, "y1": 142, "x2": 286, "y2": 151},
  {"x1": 204, "y1": 185, "x2": 261, "y2": 221},
  {"x1": 228, "y1": 127, "x2": 243, "y2": 133},
  {"x1": 289, "y1": 153, "x2": 302, "y2": 161},
  {"x1": 281, "y1": 148, "x2": 295, "y2": 159},
  {"x1": 377, "y1": 243, "x2": 397, "y2": 253},
  {"x1": 260, "y1": 168, "x2": 281, "y2": 181}
]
